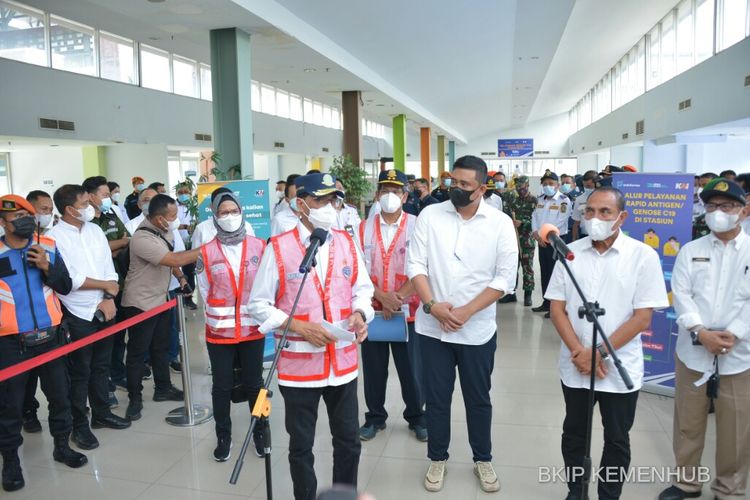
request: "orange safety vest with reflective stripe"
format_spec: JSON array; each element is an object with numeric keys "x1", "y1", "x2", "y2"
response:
[
  {"x1": 201, "y1": 236, "x2": 266, "y2": 344},
  {"x1": 0, "y1": 235, "x2": 63, "y2": 336},
  {"x1": 270, "y1": 227, "x2": 358, "y2": 383}
]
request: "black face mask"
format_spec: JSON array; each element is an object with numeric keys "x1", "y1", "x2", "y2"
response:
[
  {"x1": 10, "y1": 216, "x2": 37, "y2": 239},
  {"x1": 449, "y1": 187, "x2": 478, "y2": 209}
]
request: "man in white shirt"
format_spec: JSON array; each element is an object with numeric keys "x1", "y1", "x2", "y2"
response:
[
  {"x1": 546, "y1": 186, "x2": 669, "y2": 500},
  {"x1": 660, "y1": 178, "x2": 750, "y2": 500},
  {"x1": 333, "y1": 179, "x2": 362, "y2": 236},
  {"x1": 482, "y1": 177, "x2": 503, "y2": 212},
  {"x1": 407, "y1": 156, "x2": 518, "y2": 494},
  {"x1": 571, "y1": 170, "x2": 598, "y2": 240},
  {"x1": 49, "y1": 185, "x2": 132, "y2": 451},
  {"x1": 124, "y1": 188, "x2": 157, "y2": 236},
  {"x1": 175, "y1": 183, "x2": 197, "y2": 310},
  {"x1": 272, "y1": 180, "x2": 287, "y2": 217},
  {"x1": 271, "y1": 175, "x2": 301, "y2": 237},
  {"x1": 191, "y1": 187, "x2": 255, "y2": 248},
  {"x1": 249, "y1": 173, "x2": 373, "y2": 500}
]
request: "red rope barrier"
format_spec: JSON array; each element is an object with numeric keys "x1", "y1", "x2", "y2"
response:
[{"x1": 0, "y1": 298, "x2": 178, "y2": 383}]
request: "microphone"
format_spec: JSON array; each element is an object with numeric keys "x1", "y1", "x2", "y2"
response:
[
  {"x1": 299, "y1": 228, "x2": 328, "y2": 273},
  {"x1": 539, "y1": 223, "x2": 574, "y2": 261}
]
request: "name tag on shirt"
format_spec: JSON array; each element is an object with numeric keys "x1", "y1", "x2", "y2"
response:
[
  {"x1": 210, "y1": 263, "x2": 226, "y2": 274},
  {"x1": 550, "y1": 205, "x2": 559, "y2": 211},
  {"x1": 692, "y1": 257, "x2": 710, "y2": 262},
  {"x1": 536, "y1": 203, "x2": 545, "y2": 209}
]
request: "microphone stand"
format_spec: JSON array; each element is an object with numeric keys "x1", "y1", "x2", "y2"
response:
[
  {"x1": 229, "y1": 243, "x2": 320, "y2": 497},
  {"x1": 549, "y1": 245, "x2": 633, "y2": 500}
]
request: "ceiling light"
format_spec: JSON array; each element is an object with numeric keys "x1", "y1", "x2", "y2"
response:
[
  {"x1": 303, "y1": 68, "x2": 316, "y2": 73},
  {"x1": 148, "y1": 36, "x2": 160, "y2": 41},
  {"x1": 147, "y1": 0, "x2": 166, "y2": 3}
]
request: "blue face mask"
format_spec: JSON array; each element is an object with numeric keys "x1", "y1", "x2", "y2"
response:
[
  {"x1": 100, "y1": 197, "x2": 113, "y2": 213},
  {"x1": 289, "y1": 197, "x2": 298, "y2": 212},
  {"x1": 444, "y1": 178, "x2": 452, "y2": 188},
  {"x1": 496, "y1": 181, "x2": 506, "y2": 189},
  {"x1": 561, "y1": 184, "x2": 572, "y2": 194},
  {"x1": 542, "y1": 185, "x2": 557, "y2": 197},
  {"x1": 136, "y1": 183, "x2": 146, "y2": 192},
  {"x1": 178, "y1": 193, "x2": 190, "y2": 203}
]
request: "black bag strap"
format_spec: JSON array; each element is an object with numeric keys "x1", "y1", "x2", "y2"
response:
[{"x1": 136, "y1": 226, "x2": 175, "y2": 252}]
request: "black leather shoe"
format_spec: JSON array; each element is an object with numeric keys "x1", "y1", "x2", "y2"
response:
[
  {"x1": 657, "y1": 485, "x2": 701, "y2": 500},
  {"x1": 92, "y1": 413, "x2": 131, "y2": 430},
  {"x1": 71, "y1": 427, "x2": 99, "y2": 450},
  {"x1": 524, "y1": 291, "x2": 533, "y2": 307},
  {"x1": 544, "y1": 311, "x2": 551, "y2": 319},
  {"x1": 22, "y1": 411, "x2": 42, "y2": 433},
  {"x1": 53, "y1": 435, "x2": 88, "y2": 468},
  {"x1": 153, "y1": 385, "x2": 184, "y2": 402},
  {"x1": 531, "y1": 304, "x2": 549, "y2": 313},
  {"x1": 498, "y1": 294, "x2": 516, "y2": 303},
  {"x1": 126, "y1": 399, "x2": 143, "y2": 421},
  {"x1": 214, "y1": 437, "x2": 232, "y2": 462},
  {"x1": 1, "y1": 450, "x2": 24, "y2": 492}
]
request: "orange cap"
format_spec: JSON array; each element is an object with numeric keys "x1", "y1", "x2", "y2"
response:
[
  {"x1": 131, "y1": 176, "x2": 145, "y2": 185},
  {"x1": 0, "y1": 194, "x2": 36, "y2": 215},
  {"x1": 440, "y1": 171, "x2": 452, "y2": 179},
  {"x1": 623, "y1": 165, "x2": 637, "y2": 172}
]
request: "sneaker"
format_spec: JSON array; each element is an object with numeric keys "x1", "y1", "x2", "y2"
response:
[
  {"x1": 21, "y1": 411, "x2": 42, "y2": 433},
  {"x1": 153, "y1": 385, "x2": 184, "y2": 402},
  {"x1": 142, "y1": 364, "x2": 152, "y2": 380},
  {"x1": 107, "y1": 391, "x2": 119, "y2": 409},
  {"x1": 474, "y1": 461, "x2": 500, "y2": 493},
  {"x1": 126, "y1": 399, "x2": 143, "y2": 421},
  {"x1": 531, "y1": 303, "x2": 549, "y2": 313},
  {"x1": 657, "y1": 485, "x2": 701, "y2": 500},
  {"x1": 424, "y1": 460, "x2": 447, "y2": 492},
  {"x1": 169, "y1": 360, "x2": 182, "y2": 373},
  {"x1": 410, "y1": 424, "x2": 428, "y2": 442},
  {"x1": 213, "y1": 438, "x2": 232, "y2": 462},
  {"x1": 359, "y1": 423, "x2": 386, "y2": 441},
  {"x1": 253, "y1": 430, "x2": 265, "y2": 458}
]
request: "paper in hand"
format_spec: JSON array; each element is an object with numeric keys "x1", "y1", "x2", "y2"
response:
[{"x1": 322, "y1": 319, "x2": 356, "y2": 342}]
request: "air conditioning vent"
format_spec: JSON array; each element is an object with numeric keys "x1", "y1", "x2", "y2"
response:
[
  {"x1": 322, "y1": 147, "x2": 329, "y2": 152},
  {"x1": 635, "y1": 120, "x2": 645, "y2": 135},
  {"x1": 39, "y1": 118, "x2": 58, "y2": 130},
  {"x1": 39, "y1": 118, "x2": 75, "y2": 131},
  {"x1": 274, "y1": 141, "x2": 285, "y2": 148},
  {"x1": 744, "y1": 74, "x2": 750, "y2": 87},
  {"x1": 678, "y1": 98, "x2": 692, "y2": 110},
  {"x1": 193, "y1": 133, "x2": 212, "y2": 142},
  {"x1": 57, "y1": 120, "x2": 75, "y2": 131},
  {"x1": 481, "y1": 151, "x2": 494, "y2": 156},
  {"x1": 622, "y1": 133, "x2": 629, "y2": 140},
  {"x1": 534, "y1": 150, "x2": 550, "y2": 155}
]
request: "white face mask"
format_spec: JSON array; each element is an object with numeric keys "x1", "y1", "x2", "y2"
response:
[
  {"x1": 584, "y1": 214, "x2": 621, "y2": 241},
  {"x1": 379, "y1": 192, "x2": 402, "y2": 214},
  {"x1": 584, "y1": 187, "x2": 594, "y2": 194},
  {"x1": 141, "y1": 201, "x2": 150, "y2": 216},
  {"x1": 705, "y1": 210, "x2": 740, "y2": 233},
  {"x1": 216, "y1": 213, "x2": 243, "y2": 232},
  {"x1": 276, "y1": 190, "x2": 285, "y2": 200},
  {"x1": 305, "y1": 202, "x2": 337, "y2": 231},
  {"x1": 111, "y1": 192, "x2": 120, "y2": 203},
  {"x1": 167, "y1": 217, "x2": 180, "y2": 232},
  {"x1": 35, "y1": 213, "x2": 53, "y2": 228},
  {"x1": 75, "y1": 204, "x2": 96, "y2": 223}
]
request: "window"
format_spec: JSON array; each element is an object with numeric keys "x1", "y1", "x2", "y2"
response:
[
  {"x1": 322, "y1": 105, "x2": 332, "y2": 128},
  {"x1": 99, "y1": 31, "x2": 135, "y2": 84},
  {"x1": 289, "y1": 93, "x2": 302, "y2": 121},
  {"x1": 199, "y1": 63, "x2": 211, "y2": 100},
  {"x1": 251, "y1": 81, "x2": 261, "y2": 111},
  {"x1": 172, "y1": 55, "x2": 198, "y2": 97},
  {"x1": 647, "y1": 24, "x2": 661, "y2": 89},
  {"x1": 675, "y1": 0, "x2": 694, "y2": 74},
  {"x1": 331, "y1": 107, "x2": 340, "y2": 129},
  {"x1": 660, "y1": 10, "x2": 677, "y2": 83},
  {"x1": 276, "y1": 89, "x2": 290, "y2": 118},
  {"x1": 260, "y1": 84, "x2": 275, "y2": 114},
  {"x1": 0, "y1": 152, "x2": 10, "y2": 196},
  {"x1": 718, "y1": 0, "x2": 749, "y2": 50},
  {"x1": 312, "y1": 101, "x2": 323, "y2": 126},
  {"x1": 0, "y1": 2, "x2": 47, "y2": 66},
  {"x1": 303, "y1": 98, "x2": 313, "y2": 122},
  {"x1": 140, "y1": 44, "x2": 171, "y2": 92},
  {"x1": 49, "y1": 16, "x2": 95, "y2": 76},
  {"x1": 695, "y1": 0, "x2": 715, "y2": 63}
]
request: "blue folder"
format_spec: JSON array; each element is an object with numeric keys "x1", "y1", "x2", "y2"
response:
[{"x1": 368, "y1": 311, "x2": 409, "y2": 342}]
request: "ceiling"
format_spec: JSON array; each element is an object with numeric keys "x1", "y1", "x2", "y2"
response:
[{"x1": 19, "y1": 0, "x2": 678, "y2": 143}]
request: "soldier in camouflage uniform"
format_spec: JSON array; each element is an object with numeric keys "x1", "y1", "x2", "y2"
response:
[
  {"x1": 501, "y1": 175, "x2": 537, "y2": 306},
  {"x1": 693, "y1": 212, "x2": 710, "y2": 240}
]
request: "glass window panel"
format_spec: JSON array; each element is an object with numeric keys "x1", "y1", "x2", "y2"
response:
[
  {"x1": 647, "y1": 25, "x2": 661, "y2": 89},
  {"x1": 276, "y1": 89, "x2": 290, "y2": 118},
  {"x1": 251, "y1": 81, "x2": 261, "y2": 111},
  {"x1": 140, "y1": 44, "x2": 171, "y2": 92},
  {"x1": 312, "y1": 102, "x2": 323, "y2": 125},
  {"x1": 50, "y1": 16, "x2": 94, "y2": 75},
  {"x1": 322, "y1": 105, "x2": 332, "y2": 128},
  {"x1": 676, "y1": 0, "x2": 694, "y2": 74},
  {"x1": 0, "y1": 3, "x2": 47, "y2": 66},
  {"x1": 172, "y1": 55, "x2": 198, "y2": 97},
  {"x1": 289, "y1": 93, "x2": 303, "y2": 121},
  {"x1": 100, "y1": 32, "x2": 135, "y2": 84},
  {"x1": 660, "y1": 11, "x2": 677, "y2": 82},
  {"x1": 303, "y1": 98, "x2": 313, "y2": 122},
  {"x1": 261, "y1": 84, "x2": 276, "y2": 114},
  {"x1": 695, "y1": 0, "x2": 715, "y2": 63},
  {"x1": 199, "y1": 63, "x2": 211, "y2": 100},
  {"x1": 719, "y1": 0, "x2": 748, "y2": 50},
  {"x1": 331, "y1": 107, "x2": 340, "y2": 129},
  {"x1": 635, "y1": 39, "x2": 646, "y2": 97}
]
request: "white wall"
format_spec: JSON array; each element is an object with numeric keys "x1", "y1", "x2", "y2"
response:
[
  {"x1": 9, "y1": 147, "x2": 84, "y2": 198},
  {"x1": 104, "y1": 144, "x2": 169, "y2": 196}
]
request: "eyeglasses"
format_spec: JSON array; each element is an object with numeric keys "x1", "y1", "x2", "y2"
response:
[
  {"x1": 704, "y1": 202, "x2": 743, "y2": 213},
  {"x1": 217, "y1": 209, "x2": 241, "y2": 217}
]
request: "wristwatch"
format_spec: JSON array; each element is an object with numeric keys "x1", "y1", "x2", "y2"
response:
[
  {"x1": 596, "y1": 344, "x2": 609, "y2": 360},
  {"x1": 423, "y1": 299, "x2": 436, "y2": 315},
  {"x1": 690, "y1": 329, "x2": 702, "y2": 346}
]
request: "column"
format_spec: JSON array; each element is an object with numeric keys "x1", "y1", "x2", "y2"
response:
[
  {"x1": 392, "y1": 114, "x2": 407, "y2": 172},
  {"x1": 437, "y1": 135, "x2": 446, "y2": 175},
  {"x1": 420, "y1": 127, "x2": 431, "y2": 181},
  {"x1": 82, "y1": 146, "x2": 106, "y2": 178},
  {"x1": 342, "y1": 91, "x2": 363, "y2": 167},
  {"x1": 448, "y1": 140, "x2": 456, "y2": 168},
  {"x1": 210, "y1": 28, "x2": 254, "y2": 178}
]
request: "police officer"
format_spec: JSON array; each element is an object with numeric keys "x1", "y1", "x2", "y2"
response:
[
  {"x1": 431, "y1": 172, "x2": 452, "y2": 203},
  {"x1": 571, "y1": 170, "x2": 598, "y2": 240},
  {"x1": 333, "y1": 179, "x2": 362, "y2": 236},
  {"x1": 249, "y1": 172, "x2": 374, "y2": 500},
  {"x1": 501, "y1": 175, "x2": 537, "y2": 306},
  {"x1": 531, "y1": 171, "x2": 571, "y2": 316},
  {"x1": 0, "y1": 195, "x2": 87, "y2": 492},
  {"x1": 356, "y1": 169, "x2": 426, "y2": 443},
  {"x1": 482, "y1": 177, "x2": 504, "y2": 212}
]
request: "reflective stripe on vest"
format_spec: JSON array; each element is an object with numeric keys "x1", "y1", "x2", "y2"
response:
[
  {"x1": 271, "y1": 227, "x2": 358, "y2": 382},
  {"x1": 360, "y1": 213, "x2": 419, "y2": 321},
  {"x1": 201, "y1": 236, "x2": 266, "y2": 344}
]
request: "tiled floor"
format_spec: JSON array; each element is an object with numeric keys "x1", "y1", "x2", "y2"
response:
[{"x1": 12, "y1": 291, "x2": 743, "y2": 499}]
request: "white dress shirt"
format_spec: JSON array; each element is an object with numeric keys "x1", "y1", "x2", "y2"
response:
[
  {"x1": 407, "y1": 199, "x2": 518, "y2": 345},
  {"x1": 125, "y1": 213, "x2": 145, "y2": 236},
  {"x1": 177, "y1": 203, "x2": 193, "y2": 244},
  {"x1": 368, "y1": 200, "x2": 381, "y2": 219},
  {"x1": 168, "y1": 228, "x2": 185, "y2": 291},
  {"x1": 672, "y1": 231, "x2": 750, "y2": 376},
  {"x1": 271, "y1": 207, "x2": 299, "y2": 237},
  {"x1": 545, "y1": 232, "x2": 670, "y2": 393},
  {"x1": 191, "y1": 218, "x2": 255, "y2": 248},
  {"x1": 273, "y1": 198, "x2": 289, "y2": 217},
  {"x1": 48, "y1": 220, "x2": 119, "y2": 321},
  {"x1": 334, "y1": 204, "x2": 362, "y2": 232},
  {"x1": 571, "y1": 190, "x2": 593, "y2": 235},
  {"x1": 532, "y1": 191, "x2": 571, "y2": 235},
  {"x1": 112, "y1": 203, "x2": 130, "y2": 227},
  {"x1": 248, "y1": 222, "x2": 375, "y2": 388},
  {"x1": 484, "y1": 193, "x2": 503, "y2": 212}
]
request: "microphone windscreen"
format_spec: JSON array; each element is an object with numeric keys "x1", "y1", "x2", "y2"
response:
[
  {"x1": 311, "y1": 228, "x2": 329, "y2": 243},
  {"x1": 539, "y1": 223, "x2": 560, "y2": 244}
]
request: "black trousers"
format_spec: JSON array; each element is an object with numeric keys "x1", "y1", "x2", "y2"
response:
[
  {"x1": 538, "y1": 243, "x2": 556, "y2": 306},
  {"x1": 64, "y1": 311, "x2": 114, "y2": 428},
  {"x1": 361, "y1": 322, "x2": 425, "y2": 428},
  {"x1": 206, "y1": 339, "x2": 264, "y2": 440},
  {"x1": 561, "y1": 383, "x2": 639, "y2": 500},
  {"x1": 22, "y1": 370, "x2": 39, "y2": 415},
  {"x1": 0, "y1": 334, "x2": 72, "y2": 451},
  {"x1": 279, "y1": 379, "x2": 360, "y2": 500},
  {"x1": 124, "y1": 307, "x2": 172, "y2": 401},
  {"x1": 421, "y1": 332, "x2": 496, "y2": 462},
  {"x1": 182, "y1": 263, "x2": 196, "y2": 295}
]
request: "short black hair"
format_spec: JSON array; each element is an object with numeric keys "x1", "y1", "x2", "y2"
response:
[
  {"x1": 210, "y1": 187, "x2": 232, "y2": 202},
  {"x1": 82, "y1": 176, "x2": 108, "y2": 194},
  {"x1": 494, "y1": 172, "x2": 506, "y2": 179},
  {"x1": 720, "y1": 169, "x2": 737, "y2": 178},
  {"x1": 26, "y1": 190, "x2": 51, "y2": 203},
  {"x1": 560, "y1": 174, "x2": 573, "y2": 181},
  {"x1": 700, "y1": 172, "x2": 718, "y2": 180},
  {"x1": 452, "y1": 155, "x2": 487, "y2": 183},
  {"x1": 148, "y1": 182, "x2": 165, "y2": 191},
  {"x1": 107, "y1": 181, "x2": 120, "y2": 192},
  {"x1": 582, "y1": 170, "x2": 598, "y2": 181},
  {"x1": 276, "y1": 180, "x2": 286, "y2": 186},
  {"x1": 286, "y1": 174, "x2": 301, "y2": 184},
  {"x1": 414, "y1": 178, "x2": 429, "y2": 185},
  {"x1": 147, "y1": 194, "x2": 175, "y2": 218},
  {"x1": 589, "y1": 186, "x2": 626, "y2": 211},
  {"x1": 53, "y1": 184, "x2": 86, "y2": 215}
]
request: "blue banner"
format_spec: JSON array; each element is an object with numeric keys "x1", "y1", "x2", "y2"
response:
[
  {"x1": 196, "y1": 180, "x2": 271, "y2": 240},
  {"x1": 497, "y1": 138, "x2": 534, "y2": 157},
  {"x1": 612, "y1": 173, "x2": 694, "y2": 395}
]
